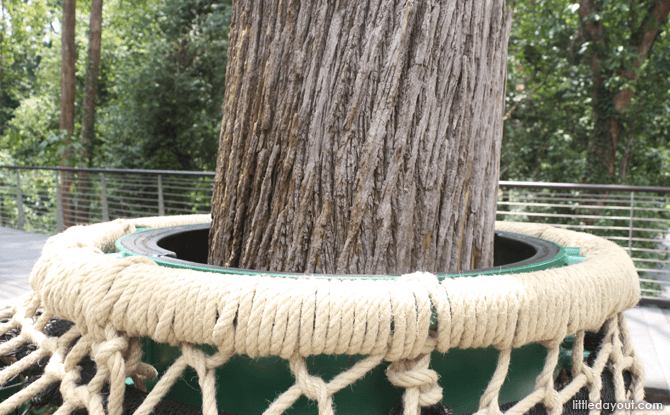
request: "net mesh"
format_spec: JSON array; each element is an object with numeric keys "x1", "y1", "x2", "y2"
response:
[{"x1": 0, "y1": 216, "x2": 663, "y2": 415}]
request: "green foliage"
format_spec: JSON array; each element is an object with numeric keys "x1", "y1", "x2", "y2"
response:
[
  {"x1": 99, "y1": 0, "x2": 232, "y2": 171},
  {"x1": 504, "y1": 0, "x2": 670, "y2": 187},
  {"x1": 0, "y1": 0, "x2": 57, "y2": 144},
  {"x1": 502, "y1": 0, "x2": 670, "y2": 293},
  {"x1": 1, "y1": 0, "x2": 95, "y2": 167},
  {"x1": 1, "y1": 0, "x2": 659, "y2": 178},
  {"x1": 0, "y1": 0, "x2": 231, "y2": 171}
]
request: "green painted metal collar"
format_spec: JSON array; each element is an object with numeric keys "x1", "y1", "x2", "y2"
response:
[{"x1": 114, "y1": 225, "x2": 584, "y2": 280}]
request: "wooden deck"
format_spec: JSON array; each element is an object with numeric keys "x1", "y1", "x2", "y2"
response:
[
  {"x1": 624, "y1": 306, "x2": 670, "y2": 399},
  {"x1": 0, "y1": 226, "x2": 48, "y2": 302}
]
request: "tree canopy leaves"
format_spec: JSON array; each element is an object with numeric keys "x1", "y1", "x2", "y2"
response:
[
  {"x1": 0, "y1": 0, "x2": 668, "y2": 187},
  {"x1": 1, "y1": 0, "x2": 232, "y2": 171},
  {"x1": 504, "y1": 0, "x2": 670, "y2": 186}
]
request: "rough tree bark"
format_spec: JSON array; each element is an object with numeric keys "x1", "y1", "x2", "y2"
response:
[
  {"x1": 209, "y1": 0, "x2": 512, "y2": 275},
  {"x1": 60, "y1": 0, "x2": 76, "y2": 227},
  {"x1": 79, "y1": 0, "x2": 104, "y2": 223}
]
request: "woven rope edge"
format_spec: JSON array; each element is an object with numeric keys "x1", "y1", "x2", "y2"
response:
[{"x1": 25, "y1": 215, "x2": 641, "y2": 360}]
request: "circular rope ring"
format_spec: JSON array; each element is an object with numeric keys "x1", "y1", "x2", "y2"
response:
[
  {"x1": 1, "y1": 215, "x2": 645, "y2": 415},
  {"x1": 28, "y1": 215, "x2": 640, "y2": 356}
]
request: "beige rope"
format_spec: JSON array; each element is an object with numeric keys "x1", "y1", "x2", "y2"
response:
[{"x1": 0, "y1": 216, "x2": 652, "y2": 415}]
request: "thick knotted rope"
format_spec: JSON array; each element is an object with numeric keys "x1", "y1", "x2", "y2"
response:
[
  {"x1": 387, "y1": 353, "x2": 442, "y2": 415},
  {"x1": 0, "y1": 216, "x2": 655, "y2": 415}
]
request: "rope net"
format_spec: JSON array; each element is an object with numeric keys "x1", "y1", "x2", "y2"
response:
[{"x1": 0, "y1": 216, "x2": 660, "y2": 415}]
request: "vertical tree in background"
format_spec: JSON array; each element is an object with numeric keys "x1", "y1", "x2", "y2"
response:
[
  {"x1": 209, "y1": 0, "x2": 512, "y2": 274},
  {"x1": 81, "y1": 0, "x2": 103, "y2": 149},
  {"x1": 59, "y1": 0, "x2": 76, "y2": 227},
  {"x1": 579, "y1": 0, "x2": 670, "y2": 182},
  {"x1": 1, "y1": 3, "x2": 5, "y2": 112},
  {"x1": 504, "y1": 0, "x2": 670, "y2": 185},
  {"x1": 79, "y1": 0, "x2": 104, "y2": 222}
]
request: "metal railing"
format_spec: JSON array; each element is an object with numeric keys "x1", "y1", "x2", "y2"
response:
[
  {"x1": 497, "y1": 181, "x2": 670, "y2": 306},
  {"x1": 2, "y1": 165, "x2": 669, "y2": 303},
  {"x1": 0, "y1": 166, "x2": 214, "y2": 234}
]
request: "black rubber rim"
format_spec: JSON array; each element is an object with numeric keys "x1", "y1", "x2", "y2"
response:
[{"x1": 118, "y1": 224, "x2": 563, "y2": 278}]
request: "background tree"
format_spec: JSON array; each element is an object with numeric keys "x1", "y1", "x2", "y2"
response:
[
  {"x1": 504, "y1": 0, "x2": 670, "y2": 186},
  {"x1": 208, "y1": 0, "x2": 512, "y2": 274},
  {"x1": 60, "y1": 0, "x2": 76, "y2": 227},
  {"x1": 1, "y1": 0, "x2": 668, "y2": 191},
  {"x1": 501, "y1": 0, "x2": 670, "y2": 291},
  {"x1": 81, "y1": 0, "x2": 103, "y2": 162},
  {"x1": 0, "y1": 0, "x2": 65, "y2": 166},
  {"x1": 77, "y1": 0, "x2": 103, "y2": 223},
  {"x1": 579, "y1": 0, "x2": 670, "y2": 183},
  {"x1": 0, "y1": 0, "x2": 231, "y2": 172},
  {"x1": 99, "y1": 0, "x2": 231, "y2": 171}
]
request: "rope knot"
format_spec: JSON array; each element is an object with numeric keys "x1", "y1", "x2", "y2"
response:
[
  {"x1": 387, "y1": 354, "x2": 442, "y2": 413},
  {"x1": 387, "y1": 367, "x2": 438, "y2": 389},
  {"x1": 134, "y1": 362, "x2": 158, "y2": 381},
  {"x1": 181, "y1": 344, "x2": 207, "y2": 373},
  {"x1": 59, "y1": 369, "x2": 91, "y2": 409},
  {"x1": 93, "y1": 336, "x2": 128, "y2": 367},
  {"x1": 297, "y1": 372, "x2": 329, "y2": 403},
  {"x1": 291, "y1": 358, "x2": 329, "y2": 403}
]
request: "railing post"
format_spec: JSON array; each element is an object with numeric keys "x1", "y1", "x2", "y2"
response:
[
  {"x1": 628, "y1": 191, "x2": 634, "y2": 254},
  {"x1": 55, "y1": 171, "x2": 64, "y2": 233},
  {"x1": 158, "y1": 175, "x2": 165, "y2": 216},
  {"x1": 15, "y1": 170, "x2": 25, "y2": 230},
  {"x1": 101, "y1": 173, "x2": 110, "y2": 222}
]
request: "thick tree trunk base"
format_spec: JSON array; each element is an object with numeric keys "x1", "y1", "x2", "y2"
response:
[{"x1": 209, "y1": 0, "x2": 511, "y2": 275}]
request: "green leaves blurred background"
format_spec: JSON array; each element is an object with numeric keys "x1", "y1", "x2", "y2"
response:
[
  {"x1": 504, "y1": 0, "x2": 670, "y2": 187},
  {"x1": 0, "y1": 0, "x2": 668, "y2": 187},
  {"x1": 0, "y1": 0, "x2": 231, "y2": 171}
]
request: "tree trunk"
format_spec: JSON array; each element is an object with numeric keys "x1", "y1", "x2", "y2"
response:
[
  {"x1": 79, "y1": 0, "x2": 103, "y2": 224},
  {"x1": 1, "y1": 1, "x2": 4, "y2": 110},
  {"x1": 60, "y1": 0, "x2": 76, "y2": 227},
  {"x1": 209, "y1": 0, "x2": 511, "y2": 275}
]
